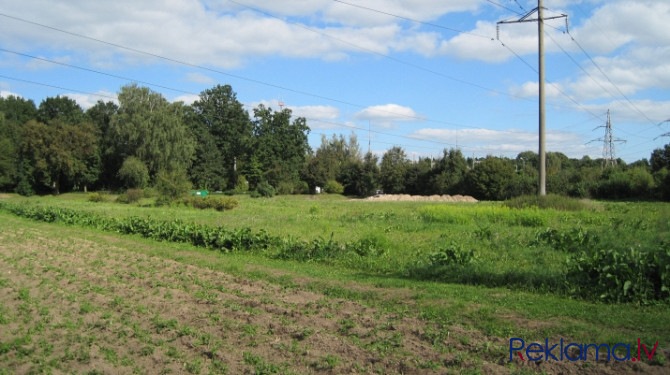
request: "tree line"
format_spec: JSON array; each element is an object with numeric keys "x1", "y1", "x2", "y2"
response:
[{"x1": 1, "y1": 83, "x2": 669, "y2": 201}]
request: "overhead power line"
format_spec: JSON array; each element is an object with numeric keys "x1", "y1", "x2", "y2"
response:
[
  {"x1": 0, "y1": 11, "x2": 538, "y2": 136},
  {"x1": 330, "y1": 0, "x2": 491, "y2": 39},
  {"x1": 226, "y1": 0, "x2": 535, "y2": 104}
]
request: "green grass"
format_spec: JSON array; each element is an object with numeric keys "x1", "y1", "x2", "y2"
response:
[{"x1": 0, "y1": 193, "x2": 669, "y2": 373}]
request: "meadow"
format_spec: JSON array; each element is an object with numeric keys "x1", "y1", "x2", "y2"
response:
[{"x1": 0, "y1": 193, "x2": 668, "y2": 374}]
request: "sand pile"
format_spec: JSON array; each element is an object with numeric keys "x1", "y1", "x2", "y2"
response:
[{"x1": 363, "y1": 194, "x2": 477, "y2": 202}]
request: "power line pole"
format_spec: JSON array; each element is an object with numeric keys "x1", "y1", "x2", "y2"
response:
[
  {"x1": 498, "y1": 0, "x2": 567, "y2": 196},
  {"x1": 589, "y1": 109, "x2": 626, "y2": 167}
]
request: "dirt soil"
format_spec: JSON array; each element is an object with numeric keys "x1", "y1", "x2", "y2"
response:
[
  {"x1": 0, "y1": 217, "x2": 667, "y2": 374},
  {"x1": 364, "y1": 194, "x2": 478, "y2": 202}
]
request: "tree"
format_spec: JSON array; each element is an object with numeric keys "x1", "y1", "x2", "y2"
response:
[
  {"x1": 184, "y1": 106, "x2": 227, "y2": 190},
  {"x1": 339, "y1": 152, "x2": 379, "y2": 197},
  {"x1": 192, "y1": 85, "x2": 252, "y2": 188},
  {"x1": 302, "y1": 133, "x2": 362, "y2": 191},
  {"x1": 118, "y1": 156, "x2": 149, "y2": 189},
  {"x1": 251, "y1": 105, "x2": 310, "y2": 188},
  {"x1": 86, "y1": 100, "x2": 120, "y2": 189},
  {"x1": 0, "y1": 115, "x2": 20, "y2": 191},
  {"x1": 430, "y1": 148, "x2": 468, "y2": 195},
  {"x1": 21, "y1": 119, "x2": 99, "y2": 194},
  {"x1": 111, "y1": 84, "x2": 195, "y2": 179},
  {"x1": 37, "y1": 96, "x2": 85, "y2": 124},
  {"x1": 404, "y1": 158, "x2": 432, "y2": 195},
  {"x1": 651, "y1": 144, "x2": 670, "y2": 172},
  {"x1": 0, "y1": 96, "x2": 38, "y2": 194},
  {"x1": 465, "y1": 156, "x2": 515, "y2": 200},
  {"x1": 380, "y1": 146, "x2": 410, "y2": 194}
]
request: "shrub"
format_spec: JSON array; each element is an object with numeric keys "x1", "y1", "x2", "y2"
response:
[
  {"x1": 87, "y1": 192, "x2": 105, "y2": 202},
  {"x1": 276, "y1": 181, "x2": 295, "y2": 195},
  {"x1": 428, "y1": 242, "x2": 476, "y2": 267},
  {"x1": 118, "y1": 156, "x2": 149, "y2": 189},
  {"x1": 252, "y1": 181, "x2": 275, "y2": 198},
  {"x1": 143, "y1": 187, "x2": 158, "y2": 198},
  {"x1": 116, "y1": 188, "x2": 143, "y2": 204},
  {"x1": 155, "y1": 169, "x2": 192, "y2": 200},
  {"x1": 566, "y1": 241, "x2": 670, "y2": 304},
  {"x1": 324, "y1": 180, "x2": 344, "y2": 194},
  {"x1": 179, "y1": 196, "x2": 238, "y2": 211},
  {"x1": 235, "y1": 175, "x2": 249, "y2": 193},
  {"x1": 504, "y1": 194, "x2": 590, "y2": 211},
  {"x1": 154, "y1": 195, "x2": 172, "y2": 207}
]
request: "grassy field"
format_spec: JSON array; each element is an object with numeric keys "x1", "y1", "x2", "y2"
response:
[{"x1": 0, "y1": 193, "x2": 669, "y2": 374}]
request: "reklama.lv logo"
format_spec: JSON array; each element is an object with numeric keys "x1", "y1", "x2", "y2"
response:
[{"x1": 510, "y1": 338, "x2": 660, "y2": 362}]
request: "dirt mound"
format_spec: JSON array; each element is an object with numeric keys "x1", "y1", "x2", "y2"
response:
[{"x1": 364, "y1": 194, "x2": 478, "y2": 202}]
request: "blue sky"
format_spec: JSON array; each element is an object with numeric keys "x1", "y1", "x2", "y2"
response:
[{"x1": 1, "y1": 0, "x2": 669, "y2": 163}]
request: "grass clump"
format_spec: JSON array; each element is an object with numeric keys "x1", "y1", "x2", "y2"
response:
[
  {"x1": 179, "y1": 196, "x2": 239, "y2": 211},
  {"x1": 116, "y1": 188, "x2": 143, "y2": 204},
  {"x1": 87, "y1": 192, "x2": 106, "y2": 202},
  {"x1": 504, "y1": 194, "x2": 591, "y2": 211}
]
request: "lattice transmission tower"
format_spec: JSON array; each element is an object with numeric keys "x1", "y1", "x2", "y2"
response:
[{"x1": 589, "y1": 110, "x2": 626, "y2": 167}]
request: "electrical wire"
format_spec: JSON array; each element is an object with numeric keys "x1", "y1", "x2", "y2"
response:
[
  {"x1": 0, "y1": 11, "x2": 533, "y2": 135},
  {"x1": 330, "y1": 0, "x2": 492, "y2": 39}
]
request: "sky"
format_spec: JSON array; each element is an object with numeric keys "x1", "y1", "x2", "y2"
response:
[{"x1": 1, "y1": 0, "x2": 669, "y2": 163}]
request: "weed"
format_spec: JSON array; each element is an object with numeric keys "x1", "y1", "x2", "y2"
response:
[
  {"x1": 242, "y1": 352, "x2": 282, "y2": 374},
  {"x1": 338, "y1": 318, "x2": 356, "y2": 335},
  {"x1": 184, "y1": 359, "x2": 202, "y2": 374}
]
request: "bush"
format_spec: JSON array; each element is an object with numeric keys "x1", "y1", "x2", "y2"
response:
[
  {"x1": 235, "y1": 175, "x2": 249, "y2": 193},
  {"x1": 324, "y1": 180, "x2": 344, "y2": 194},
  {"x1": 154, "y1": 195, "x2": 172, "y2": 207},
  {"x1": 116, "y1": 188, "x2": 143, "y2": 204},
  {"x1": 179, "y1": 196, "x2": 239, "y2": 211},
  {"x1": 155, "y1": 169, "x2": 192, "y2": 200},
  {"x1": 87, "y1": 192, "x2": 105, "y2": 202},
  {"x1": 276, "y1": 181, "x2": 295, "y2": 195},
  {"x1": 566, "y1": 241, "x2": 670, "y2": 304},
  {"x1": 428, "y1": 242, "x2": 476, "y2": 266},
  {"x1": 118, "y1": 156, "x2": 149, "y2": 189},
  {"x1": 252, "y1": 181, "x2": 275, "y2": 198},
  {"x1": 504, "y1": 194, "x2": 590, "y2": 211},
  {"x1": 143, "y1": 187, "x2": 158, "y2": 198}
]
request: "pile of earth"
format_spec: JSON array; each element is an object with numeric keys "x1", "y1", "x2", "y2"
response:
[{"x1": 363, "y1": 194, "x2": 478, "y2": 202}]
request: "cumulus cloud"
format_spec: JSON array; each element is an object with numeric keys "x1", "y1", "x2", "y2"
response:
[
  {"x1": 407, "y1": 127, "x2": 601, "y2": 158},
  {"x1": 0, "y1": 90, "x2": 22, "y2": 99},
  {"x1": 172, "y1": 94, "x2": 200, "y2": 105},
  {"x1": 64, "y1": 90, "x2": 118, "y2": 109},
  {"x1": 353, "y1": 104, "x2": 423, "y2": 128},
  {"x1": 184, "y1": 73, "x2": 215, "y2": 85}
]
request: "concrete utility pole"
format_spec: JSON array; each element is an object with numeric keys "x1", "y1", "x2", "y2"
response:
[{"x1": 498, "y1": 0, "x2": 567, "y2": 196}]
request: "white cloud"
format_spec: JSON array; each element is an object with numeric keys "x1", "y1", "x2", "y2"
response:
[
  {"x1": 509, "y1": 81, "x2": 565, "y2": 100},
  {"x1": 353, "y1": 104, "x2": 423, "y2": 128},
  {"x1": 172, "y1": 94, "x2": 200, "y2": 105},
  {"x1": 581, "y1": 100, "x2": 670, "y2": 125},
  {"x1": 323, "y1": 0, "x2": 481, "y2": 27},
  {"x1": 64, "y1": 90, "x2": 117, "y2": 109},
  {"x1": 0, "y1": 0, "x2": 488, "y2": 70},
  {"x1": 407, "y1": 127, "x2": 601, "y2": 158},
  {"x1": 570, "y1": 1, "x2": 670, "y2": 54},
  {"x1": 246, "y1": 99, "x2": 341, "y2": 128},
  {"x1": 290, "y1": 105, "x2": 340, "y2": 121},
  {"x1": 185, "y1": 73, "x2": 215, "y2": 85},
  {"x1": 0, "y1": 90, "x2": 22, "y2": 99}
]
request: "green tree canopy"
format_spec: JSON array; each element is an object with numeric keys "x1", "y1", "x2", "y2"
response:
[
  {"x1": 192, "y1": 84, "x2": 252, "y2": 188},
  {"x1": 37, "y1": 96, "x2": 85, "y2": 124},
  {"x1": 21, "y1": 119, "x2": 99, "y2": 194},
  {"x1": 251, "y1": 105, "x2": 310, "y2": 187},
  {"x1": 111, "y1": 84, "x2": 195, "y2": 179},
  {"x1": 380, "y1": 146, "x2": 410, "y2": 194}
]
